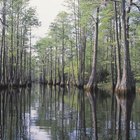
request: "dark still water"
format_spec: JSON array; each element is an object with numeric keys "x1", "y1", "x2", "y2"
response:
[{"x1": 0, "y1": 84, "x2": 140, "y2": 140}]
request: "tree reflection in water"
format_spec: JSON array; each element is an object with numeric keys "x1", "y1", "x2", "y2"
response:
[
  {"x1": 0, "y1": 85, "x2": 139, "y2": 140},
  {"x1": 115, "y1": 92, "x2": 135, "y2": 140},
  {"x1": 86, "y1": 90, "x2": 98, "y2": 140},
  {"x1": 0, "y1": 88, "x2": 31, "y2": 140}
]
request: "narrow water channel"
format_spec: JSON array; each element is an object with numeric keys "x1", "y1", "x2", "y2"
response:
[{"x1": 0, "y1": 84, "x2": 140, "y2": 140}]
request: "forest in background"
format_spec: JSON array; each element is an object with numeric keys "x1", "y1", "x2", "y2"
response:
[
  {"x1": 0, "y1": 0, "x2": 40, "y2": 87},
  {"x1": 0, "y1": 0, "x2": 140, "y2": 92}
]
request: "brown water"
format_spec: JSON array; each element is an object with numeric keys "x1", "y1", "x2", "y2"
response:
[{"x1": 0, "y1": 84, "x2": 140, "y2": 140}]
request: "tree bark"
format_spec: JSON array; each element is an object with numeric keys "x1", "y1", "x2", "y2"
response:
[
  {"x1": 60, "y1": 22, "x2": 65, "y2": 87},
  {"x1": 119, "y1": 0, "x2": 135, "y2": 92},
  {"x1": 77, "y1": 27, "x2": 86, "y2": 88},
  {"x1": 70, "y1": 41, "x2": 76, "y2": 85},
  {"x1": 1, "y1": 0, "x2": 7, "y2": 85},
  {"x1": 86, "y1": 7, "x2": 99, "y2": 90},
  {"x1": 114, "y1": 1, "x2": 122, "y2": 90}
]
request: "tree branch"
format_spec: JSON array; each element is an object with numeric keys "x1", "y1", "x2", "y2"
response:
[
  {"x1": 0, "y1": 18, "x2": 8, "y2": 27},
  {"x1": 131, "y1": 2, "x2": 140, "y2": 11}
]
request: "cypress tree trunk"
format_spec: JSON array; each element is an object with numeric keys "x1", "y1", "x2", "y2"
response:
[
  {"x1": 114, "y1": 1, "x2": 121, "y2": 90},
  {"x1": 70, "y1": 41, "x2": 76, "y2": 85},
  {"x1": 86, "y1": 7, "x2": 99, "y2": 90},
  {"x1": 74, "y1": 0, "x2": 79, "y2": 86},
  {"x1": 49, "y1": 46, "x2": 53, "y2": 85},
  {"x1": 15, "y1": 13, "x2": 20, "y2": 86},
  {"x1": 54, "y1": 44, "x2": 58, "y2": 85},
  {"x1": 77, "y1": 27, "x2": 86, "y2": 88},
  {"x1": 29, "y1": 27, "x2": 32, "y2": 86},
  {"x1": 20, "y1": 27, "x2": 26, "y2": 85},
  {"x1": 119, "y1": 0, "x2": 135, "y2": 92},
  {"x1": 10, "y1": 0, "x2": 14, "y2": 86},
  {"x1": 1, "y1": 0, "x2": 7, "y2": 86},
  {"x1": 57, "y1": 58, "x2": 61, "y2": 85},
  {"x1": 60, "y1": 23, "x2": 65, "y2": 87}
]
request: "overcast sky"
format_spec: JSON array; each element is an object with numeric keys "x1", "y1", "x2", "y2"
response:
[{"x1": 29, "y1": 0, "x2": 66, "y2": 43}]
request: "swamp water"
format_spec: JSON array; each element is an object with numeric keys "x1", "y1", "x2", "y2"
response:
[{"x1": 0, "y1": 84, "x2": 140, "y2": 140}]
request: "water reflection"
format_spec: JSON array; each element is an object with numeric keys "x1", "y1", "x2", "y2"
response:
[
  {"x1": 0, "y1": 88, "x2": 31, "y2": 140},
  {"x1": 115, "y1": 92, "x2": 135, "y2": 140},
  {"x1": 86, "y1": 91, "x2": 98, "y2": 140},
  {"x1": 0, "y1": 85, "x2": 140, "y2": 140}
]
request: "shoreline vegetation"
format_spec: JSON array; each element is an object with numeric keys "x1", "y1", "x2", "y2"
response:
[
  {"x1": 98, "y1": 82, "x2": 140, "y2": 93},
  {"x1": 0, "y1": 81, "x2": 139, "y2": 95}
]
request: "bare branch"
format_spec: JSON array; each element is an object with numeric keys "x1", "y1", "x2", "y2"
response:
[{"x1": 131, "y1": 2, "x2": 140, "y2": 11}]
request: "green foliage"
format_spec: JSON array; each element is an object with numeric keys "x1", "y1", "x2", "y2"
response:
[
  {"x1": 0, "y1": 0, "x2": 40, "y2": 85},
  {"x1": 35, "y1": 0, "x2": 140, "y2": 84},
  {"x1": 22, "y1": 7, "x2": 41, "y2": 27}
]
